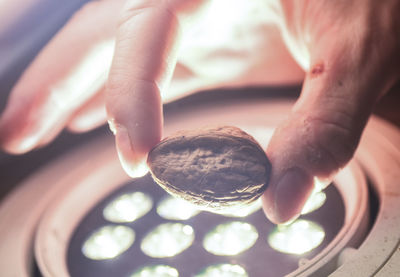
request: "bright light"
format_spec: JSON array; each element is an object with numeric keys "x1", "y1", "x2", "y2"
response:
[
  {"x1": 82, "y1": 225, "x2": 135, "y2": 260},
  {"x1": 49, "y1": 40, "x2": 114, "y2": 110},
  {"x1": 301, "y1": 191, "x2": 326, "y2": 215},
  {"x1": 157, "y1": 195, "x2": 201, "y2": 220},
  {"x1": 131, "y1": 265, "x2": 179, "y2": 277},
  {"x1": 218, "y1": 198, "x2": 262, "y2": 218},
  {"x1": 203, "y1": 221, "x2": 258, "y2": 256},
  {"x1": 103, "y1": 192, "x2": 153, "y2": 223},
  {"x1": 268, "y1": 219, "x2": 325, "y2": 255},
  {"x1": 195, "y1": 264, "x2": 248, "y2": 277},
  {"x1": 141, "y1": 223, "x2": 194, "y2": 258}
]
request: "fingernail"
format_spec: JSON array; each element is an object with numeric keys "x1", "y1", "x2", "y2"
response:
[
  {"x1": 114, "y1": 124, "x2": 149, "y2": 178},
  {"x1": 274, "y1": 167, "x2": 313, "y2": 223}
]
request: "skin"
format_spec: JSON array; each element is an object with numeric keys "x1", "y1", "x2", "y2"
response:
[{"x1": 0, "y1": 0, "x2": 399, "y2": 223}]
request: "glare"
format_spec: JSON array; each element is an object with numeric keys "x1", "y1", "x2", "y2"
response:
[
  {"x1": 50, "y1": 40, "x2": 114, "y2": 110},
  {"x1": 268, "y1": 219, "x2": 325, "y2": 255},
  {"x1": 82, "y1": 225, "x2": 135, "y2": 260},
  {"x1": 157, "y1": 196, "x2": 201, "y2": 220},
  {"x1": 103, "y1": 192, "x2": 153, "y2": 223},
  {"x1": 203, "y1": 221, "x2": 258, "y2": 256},
  {"x1": 195, "y1": 264, "x2": 248, "y2": 277},
  {"x1": 239, "y1": 126, "x2": 274, "y2": 149},
  {"x1": 131, "y1": 265, "x2": 179, "y2": 277},
  {"x1": 141, "y1": 223, "x2": 194, "y2": 258},
  {"x1": 301, "y1": 191, "x2": 326, "y2": 215},
  {"x1": 218, "y1": 198, "x2": 262, "y2": 218}
]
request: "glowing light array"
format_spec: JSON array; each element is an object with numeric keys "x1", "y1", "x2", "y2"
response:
[
  {"x1": 157, "y1": 196, "x2": 200, "y2": 220},
  {"x1": 268, "y1": 219, "x2": 325, "y2": 255},
  {"x1": 82, "y1": 225, "x2": 135, "y2": 260},
  {"x1": 195, "y1": 264, "x2": 248, "y2": 277},
  {"x1": 103, "y1": 192, "x2": 153, "y2": 223},
  {"x1": 131, "y1": 265, "x2": 179, "y2": 277},
  {"x1": 203, "y1": 221, "x2": 258, "y2": 256},
  {"x1": 141, "y1": 223, "x2": 194, "y2": 258}
]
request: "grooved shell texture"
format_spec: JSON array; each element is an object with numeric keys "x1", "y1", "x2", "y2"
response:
[{"x1": 147, "y1": 126, "x2": 271, "y2": 212}]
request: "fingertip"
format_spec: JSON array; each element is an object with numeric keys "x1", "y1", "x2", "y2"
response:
[
  {"x1": 117, "y1": 149, "x2": 150, "y2": 178},
  {"x1": 262, "y1": 167, "x2": 314, "y2": 224},
  {"x1": 0, "y1": 111, "x2": 36, "y2": 154},
  {"x1": 111, "y1": 121, "x2": 159, "y2": 178}
]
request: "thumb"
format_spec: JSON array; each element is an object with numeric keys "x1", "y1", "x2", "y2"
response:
[{"x1": 262, "y1": 39, "x2": 397, "y2": 223}]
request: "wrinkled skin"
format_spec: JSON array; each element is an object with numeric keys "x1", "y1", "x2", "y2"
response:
[{"x1": 0, "y1": 0, "x2": 399, "y2": 223}]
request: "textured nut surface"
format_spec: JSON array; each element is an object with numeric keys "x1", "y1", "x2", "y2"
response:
[{"x1": 147, "y1": 126, "x2": 271, "y2": 212}]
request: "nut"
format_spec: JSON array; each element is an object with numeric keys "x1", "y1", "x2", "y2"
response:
[{"x1": 147, "y1": 126, "x2": 271, "y2": 212}]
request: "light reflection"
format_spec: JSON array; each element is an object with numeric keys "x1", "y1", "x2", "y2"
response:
[
  {"x1": 82, "y1": 225, "x2": 135, "y2": 260},
  {"x1": 50, "y1": 40, "x2": 114, "y2": 109},
  {"x1": 103, "y1": 192, "x2": 153, "y2": 223},
  {"x1": 141, "y1": 223, "x2": 194, "y2": 258},
  {"x1": 268, "y1": 219, "x2": 325, "y2": 255},
  {"x1": 218, "y1": 198, "x2": 262, "y2": 218},
  {"x1": 301, "y1": 191, "x2": 326, "y2": 215},
  {"x1": 157, "y1": 196, "x2": 200, "y2": 220},
  {"x1": 195, "y1": 264, "x2": 248, "y2": 277},
  {"x1": 131, "y1": 265, "x2": 179, "y2": 277},
  {"x1": 203, "y1": 221, "x2": 258, "y2": 256}
]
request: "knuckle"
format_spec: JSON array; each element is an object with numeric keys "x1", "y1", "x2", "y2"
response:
[{"x1": 304, "y1": 113, "x2": 360, "y2": 170}]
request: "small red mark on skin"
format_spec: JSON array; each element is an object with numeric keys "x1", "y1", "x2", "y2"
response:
[{"x1": 310, "y1": 63, "x2": 325, "y2": 78}]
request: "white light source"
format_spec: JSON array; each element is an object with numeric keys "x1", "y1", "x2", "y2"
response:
[
  {"x1": 103, "y1": 192, "x2": 153, "y2": 223},
  {"x1": 301, "y1": 191, "x2": 326, "y2": 215},
  {"x1": 141, "y1": 223, "x2": 194, "y2": 258},
  {"x1": 157, "y1": 196, "x2": 200, "y2": 220},
  {"x1": 82, "y1": 225, "x2": 135, "y2": 260},
  {"x1": 268, "y1": 219, "x2": 325, "y2": 255},
  {"x1": 218, "y1": 198, "x2": 262, "y2": 218},
  {"x1": 195, "y1": 264, "x2": 248, "y2": 277},
  {"x1": 203, "y1": 221, "x2": 258, "y2": 256},
  {"x1": 131, "y1": 265, "x2": 179, "y2": 277}
]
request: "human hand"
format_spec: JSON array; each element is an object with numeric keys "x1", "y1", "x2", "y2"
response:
[
  {"x1": 1, "y1": 0, "x2": 399, "y2": 224},
  {"x1": 0, "y1": 0, "x2": 302, "y2": 155}
]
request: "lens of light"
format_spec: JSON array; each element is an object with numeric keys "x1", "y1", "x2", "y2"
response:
[
  {"x1": 131, "y1": 265, "x2": 179, "y2": 277},
  {"x1": 157, "y1": 196, "x2": 200, "y2": 220},
  {"x1": 268, "y1": 219, "x2": 325, "y2": 255},
  {"x1": 218, "y1": 199, "x2": 262, "y2": 218},
  {"x1": 301, "y1": 191, "x2": 326, "y2": 215},
  {"x1": 103, "y1": 192, "x2": 152, "y2": 223},
  {"x1": 141, "y1": 223, "x2": 194, "y2": 258},
  {"x1": 82, "y1": 225, "x2": 135, "y2": 260},
  {"x1": 203, "y1": 221, "x2": 258, "y2": 256},
  {"x1": 195, "y1": 264, "x2": 248, "y2": 277}
]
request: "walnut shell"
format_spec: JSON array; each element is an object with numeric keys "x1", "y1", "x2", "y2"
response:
[{"x1": 147, "y1": 126, "x2": 271, "y2": 212}]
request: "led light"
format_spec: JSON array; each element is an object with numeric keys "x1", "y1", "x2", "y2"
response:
[
  {"x1": 103, "y1": 191, "x2": 153, "y2": 222},
  {"x1": 218, "y1": 199, "x2": 262, "y2": 218},
  {"x1": 203, "y1": 221, "x2": 258, "y2": 256},
  {"x1": 131, "y1": 265, "x2": 179, "y2": 277},
  {"x1": 103, "y1": 192, "x2": 153, "y2": 223},
  {"x1": 141, "y1": 223, "x2": 194, "y2": 258},
  {"x1": 301, "y1": 191, "x2": 327, "y2": 215},
  {"x1": 82, "y1": 225, "x2": 135, "y2": 260},
  {"x1": 268, "y1": 219, "x2": 325, "y2": 255},
  {"x1": 195, "y1": 264, "x2": 248, "y2": 277},
  {"x1": 157, "y1": 196, "x2": 201, "y2": 220}
]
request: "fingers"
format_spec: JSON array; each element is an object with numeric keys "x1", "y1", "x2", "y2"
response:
[
  {"x1": 67, "y1": 87, "x2": 107, "y2": 133},
  {"x1": 0, "y1": 0, "x2": 123, "y2": 154},
  {"x1": 106, "y1": 0, "x2": 210, "y2": 177},
  {"x1": 262, "y1": 33, "x2": 398, "y2": 223}
]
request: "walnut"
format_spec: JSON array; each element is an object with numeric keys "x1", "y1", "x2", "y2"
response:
[{"x1": 147, "y1": 126, "x2": 271, "y2": 212}]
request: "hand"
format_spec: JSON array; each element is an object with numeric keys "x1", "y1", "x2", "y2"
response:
[{"x1": 0, "y1": 0, "x2": 398, "y2": 223}]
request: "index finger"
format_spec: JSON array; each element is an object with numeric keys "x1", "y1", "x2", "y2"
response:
[{"x1": 106, "y1": 0, "x2": 210, "y2": 177}]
